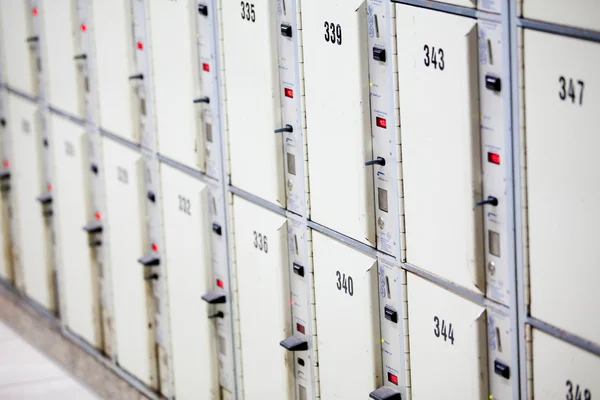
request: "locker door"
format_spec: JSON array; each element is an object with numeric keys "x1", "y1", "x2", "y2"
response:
[
  {"x1": 41, "y1": 0, "x2": 80, "y2": 117},
  {"x1": 91, "y1": 0, "x2": 136, "y2": 142},
  {"x1": 302, "y1": 1, "x2": 375, "y2": 246},
  {"x1": 159, "y1": 163, "x2": 217, "y2": 399},
  {"x1": 0, "y1": 0, "x2": 35, "y2": 95},
  {"x1": 232, "y1": 196, "x2": 293, "y2": 400},
  {"x1": 407, "y1": 273, "x2": 488, "y2": 399},
  {"x1": 0, "y1": 183, "x2": 11, "y2": 282},
  {"x1": 102, "y1": 137, "x2": 153, "y2": 385},
  {"x1": 432, "y1": 0, "x2": 476, "y2": 8},
  {"x1": 523, "y1": 0, "x2": 600, "y2": 32},
  {"x1": 396, "y1": 6, "x2": 484, "y2": 293},
  {"x1": 222, "y1": 1, "x2": 284, "y2": 206},
  {"x1": 8, "y1": 94, "x2": 53, "y2": 309},
  {"x1": 532, "y1": 330, "x2": 600, "y2": 399},
  {"x1": 312, "y1": 231, "x2": 381, "y2": 399},
  {"x1": 524, "y1": 31, "x2": 600, "y2": 345},
  {"x1": 50, "y1": 115, "x2": 99, "y2": 347},
  {"x1": 149, "y1": 0, "x2": 203, "y2": 170}
]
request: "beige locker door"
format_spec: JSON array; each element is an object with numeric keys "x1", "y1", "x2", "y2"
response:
[
  {"x1": 0, "y1": 0, "x2": 35, "y2": 95},
  {"x1": 159, "y1": 162, "x2": 217, "y2": 399},
  {"x1": 50, "y1": 115, "x2": 99, "y2": 347},
  {"x1": 302, "y1": 1, "x2": 375, "y2": 246},
  {"x1": 149, "y1": 0, "x2": 203, "y2": 170},
  {"x1": 232, "y1": 196, "x2": 293, "y2": 400},
  {"x1": 0, "y1": 188, "x2": 11, "y2": 282},
  {"x1": 396, "y1": 6, "x2": 484, "y2": 293},
  {"x1": 532, "y1": 330, "x2": 600, "y2": 399},
  {"x1": 312, "y1": 231, "x2": 381, "y2": 399},
  {"x1": 41, "y1": 0, "x2": 80, "y2": 118},
  {"x1": 91, "y1": 0, "x2": 136, "y2": 142},
  {"x1": 102, "y1": 137, "x2": 152, "y2": 385},
  {"x1": 8, "y1": 94, "x2": 53, "y2": 309},
  {"x1": 222, "y1": 1, "x2": 284, "y2": 206},
  {"x1": 525, "y1": 30, "x2": 600, "y2": 345},
  {"x1": 407, "y1": 273, "x2": 488, "y2": 399},
  {"x1": 523, "y1": 0, "x2": 600, "y2": 32},
  {"x1": 433, "y1": 0, "x2": 476, "y2": 8}
]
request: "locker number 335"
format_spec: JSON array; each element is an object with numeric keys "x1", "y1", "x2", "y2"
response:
[{"x1": 240, "y1": 2, "x2": 256, "y2": 22}]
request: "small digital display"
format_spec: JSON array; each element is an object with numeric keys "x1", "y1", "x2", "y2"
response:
[
  {"x1": 378, "y1": 188, "x2": 388, "y2": 213},
  {"x1": 489, "y1": 230, "x2": 500, "y2": 257},
  {"x1": 287, "y1": 152, "x2": 296, "y2": 176}
]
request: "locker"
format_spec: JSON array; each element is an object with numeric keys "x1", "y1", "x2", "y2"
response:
[
  {"x1": 396, "y1": 6, "x2": 484, "y2": 293},
  {"x1": 302, "y1": 0, "x2": 375, "y2": 246},
  {"x1": 7, "y1": 94, "x2": 54, "y2": 310},
  {"x1": 0, "y1": 0, "x2": 36, "y2": 95},
  {"x1": 159, "y1": 162, "x2": 217, "y2": 399},
  {"x1": 221, "y1": 1, "x2": 285, "y2": 206},
  {"x1": 524, "y1": 30, "x2": 600, "y2": 345},
  {"x1": 102, "y1": 137, "x2": 154, "y2": 386},
  {"x1": 40, "y1": 0, "x2": 82, "y2": 118},
  {"x1": 232, "y1": 196, "x2": 293, "y2": 399},
  {"x1": 312, "y1": 231, "x2": 381, "y2": 399},
  {"x1": 91, "y1": 0, "x2": 137, "y2": 142},
  {"x1": 0, "y1": 169, "x2": 11, "y2": 283},
  {"x1": 50, "y1": 115, "x2": 100, "y2": 347},
  {"x1": 407, "y1": 273, "x2": 488, "y2": 399},
  {"x1": 532, "y1": 330, "x2": 599, "y2": 399},
  {"x1": 149, "y1": 0, "x2": 204, "y2": 170},
  {"x1": 523, "y1": 0, "x2": 600, "y2": 32}
]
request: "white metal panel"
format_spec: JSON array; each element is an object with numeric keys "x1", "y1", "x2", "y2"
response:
[
  {"x1": 0, "y1": 191, "x2": 11, "y2": 282},
  {"x1": 0, "y1": 0, "x2": 35, "y2": 95},
  {"x1": 523, "y1": 0, "x2": 600, "y2": 32},
  {"x1": 159, "y1": 162, "x2": 217, "y2": 399},
  {"x1": 41, "y1": 0, "x2": 81, "y2": 118},
  {"x1": 532, "y1": 330, "x2": 600, "y2": 399},
  {"x1": 407, "y1": 273, "x2": 488, "y2": 399},
  {"x1": 433, "y1": 0, "x2": 476, "y2": 8},
  {"x1": 303, "y1": 0, "x2": 375, "y2": 246},
  {"x1": 312, "y1": 231, "x2": 380, "y2": 399},
  {"x1": 222, "y1": 1, "x2": 284, "y2": 206},
  {"x1": 232, "y1": 196, "x2": 293, "y2": 400},
  {"x1": 149, "y1": 0, "x2": 203, "y2": 170},
  {"x1": 524, "y1": 30, "x2": 600, "y2": 344},
  {"x1": 91, "y1": 0, "x2": 136, "y2": 142},
  {"x1": 396, "y1": 6, "x2": 484, "y2": 293},
  {"x1": 102, "y1": 137, "x2": 152, "y2": 385},
  {"x1": 50, "y1": 115, "x2": 98, "y2": 347}
]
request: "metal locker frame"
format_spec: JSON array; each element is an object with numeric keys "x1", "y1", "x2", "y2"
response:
[{"x1": 0, "y1": 93, "x2": 14, "y2": 284}]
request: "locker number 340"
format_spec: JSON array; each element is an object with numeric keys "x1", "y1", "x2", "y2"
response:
[{"x1": 335, "y1": 271, "x2": 354, "y2": 296}]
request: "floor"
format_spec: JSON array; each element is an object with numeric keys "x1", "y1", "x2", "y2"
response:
[{"x1": 0, "y1": 321, "x2": 100, "y2": 399}]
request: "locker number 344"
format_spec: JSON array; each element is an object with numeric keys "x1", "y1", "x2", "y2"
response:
[{"x1": 433, "y1": 316, "x2": 454, "y2": 345}]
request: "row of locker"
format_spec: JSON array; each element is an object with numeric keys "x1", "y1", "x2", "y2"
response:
[{"x1": 0, "y1": 91, "x2": 597, "y2": 400}]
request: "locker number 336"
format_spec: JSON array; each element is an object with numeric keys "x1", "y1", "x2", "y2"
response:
[{"x1": 253, "y1": 231, "x2": 268, "y2": 253}]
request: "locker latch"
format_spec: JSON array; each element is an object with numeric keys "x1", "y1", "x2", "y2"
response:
[
  {"x1": 369, "y1": 387, "x2": 401, "y2": 400},
  {"x1": 373, "y1": 47, "x2": 386, "y2": 62},
  {"x1": 494, "y1": 360, "x2": 510, "y2": 379},
  {"x1": 202, "y1": 291, "x2": 226, "y2": 304},
  {"x1": 212, "y1": 223, "x2": 222, "y2": 235},
  {"x1": 147, "y1": 191, "x2": 156, "y2": 203},
  {"x1": 293, "y1": 262, "x2": 304, "y2": 277},
  {"x1": 384, "y1": 305, "x2": 398, "y2": 323},
  {"x1": 144, "y1": 273, "x2": 159, "y2": 281},
  {"x1": 279, "y1": 336, "x2": 308, "y2": 351},
  {"x1": 281, "y1": 23, "x2": 292, "y2": 38},
  {"x1": 365, "y1": 157, "x2": 386, "y2": 167},
  {"x1": 193, "y1": 97, "x2": 210, "y2": 104},
  {"x1": 138, "y1": 254, "x2": 160, "y2": 267},
  {"x1": 26, "y1": 36, "x2": 39, "y2": 43},
  {"x1": 73, "y1": 54, "x2": 87, "y2": 60},
  {"x1": 476, "y1": 196, "x2": 498, "y2": 207},
  {"x1": 208, "y1": 312, "x2": 224, "y2": 319},
  {"x1": 274, "y1": 125, "x2": 293, "y2": 134},
  {"x1": 128, "y1": 73, "x2": 144, "y2": 80},
  {"x1": 88, "y1": 239, "x2": 102, "y2": 248},
  {"x1": 198, "y1": 4, "x2": 208, "y2": 16},
  {"x1": 90, "y1": 164, "x2": 99, "y2": 174},
  {"x1": 36, "y1": 192, "x2": 53, "y2": 205},
  {"x1": 485, "y1": 75, "x2": 502, "y2": 92},
  {"x1": 82, "y1": 223, "x2": 103, "y2": 234}
]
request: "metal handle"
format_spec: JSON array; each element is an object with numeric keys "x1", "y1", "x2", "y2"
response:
[
  {"x1": 274, "y1": 125, "x2": 293, "y2": 134},
  {"x1": 365, "y1": 157, "x2": 386, "y2": 167},
  {"x1": 476, "y1": 196, "x2": 498, "y2": 207},
  {"x1": 128, "y1": 73, "x2": 144, "y2": 80},
  {"x1": 193, "y1": 97, "x2": 210, "y2": 104},
  {"x1": 73, "y1": 54, "x2": 87, "y2": 60},
  {"x1": 208, "y1": 312, "x2": 224, "y2": 319},
  {"x1": 144, "y1": 273, "x2": 159, "y2": 281}
]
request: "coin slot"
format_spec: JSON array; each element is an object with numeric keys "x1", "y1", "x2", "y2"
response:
[
  {"x1": 496, "y1": 327, "x2": 502, "y2": 352},
  {"x1": 282, "y1": 0, "x2": 287, "y2": 16},
  {"x1": 294, "y1": 234, "x2": 299, "y2": 256},
  {"x1": 385, "y1": 275, "x2": 391, "y2": 299},
  {"x1": 374, "y1": 14, "x2": 380, "y2": 38},
  {"x1": 487, "y1": 39, "x2": 493, "y2": 65}
]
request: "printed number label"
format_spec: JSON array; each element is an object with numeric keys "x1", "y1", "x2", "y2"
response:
[
  {"x1": 117, "y1": 167, "x2": 128, "y2": 184},
  {"x1": 240, "y1": 2, "x2": 255, "y2": 22},
  {"x1": 558, "y1": 77, "x2": 584, "y2": 105},
  {"x1": 65, "y1": 141, "x2": 75, "y2": 157},
  {"x1": 423, "y1": 45, "x2": 445, "y2": 71},
  {"x1": 323, "y1": 22, "x2": 342, "y2": 45},
  {"x1": 253, "y1": 231, "x2": 268, "y2": 253},
  {"x1": 566, "y1": 380, "x2": 592, "y2": 400},
  {"x1": 178, "y1": 195, "x2": 191, "y2": 215},
  {"x1": 335, "y1": 271, "x2": 354, "y2": 296},
  {"x1": 433, "y1": 316, "x2": 455, "y2": 345}
]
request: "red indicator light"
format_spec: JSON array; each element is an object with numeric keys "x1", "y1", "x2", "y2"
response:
[
  {"x1": 32, "y1": 8, "x2": 39, "y2": 16},
  {"x1": 202, "y1": 63, "x2": 210, "y2": 72},
  {"x1": 376, "y1": 117, "x2": 387, "y2": 129},
  {"x1": 47, "y1": 184, "x2": 52, "y2": 191},
  {"x1": 488, "y1": 152, "x2": 501, "y2": 165},
  {"x1": 296, "y1": 323, "x2": 305, "y2": 334},
  {"x1": 3, "y1": 160, "x2": 9, "y2": 168},
  {"x1": 81, "y1": 24, "x2": 88, "y2": 32},
  {"x1": 137, "y1": 42, "x2": 144, "y2": 50},
  {"x1": 95, "y1": 212, "x2": 102, "y2": 221},
  {"x1": 217, "y1": 279, "x2": 225, "y2": 289},
  {"x1": 290, "y1": 300, "x2": 295, "y2": 305},
  {"x1": 284, "y1": 88, "x2": 294, "y2": 99},
  {"x1": 387, "y1": 372, "x2": 399, "y2": 386},
  {"x1": 152, "y1": 243, "x2": 159, "y2": 252}
]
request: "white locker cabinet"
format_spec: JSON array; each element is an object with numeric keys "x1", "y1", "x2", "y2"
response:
[
  {"x1": 50, "y1": 115, "x2": 100, "y2": 347},
  {"x1": 396, "y1": 6, "x2": 484, "y2": 293},
  {"x1": 0, "y1": 174, "x2": 12, "y2": 282},
  {"x1": 312, "y1": 231, "x2": 381, "y2": 399},
  {"x1": 407, "y1": 273, "x2": 488, "y2": 399},
  {"x1": 91, "y1": 0, "x2": 137, "y2": 142},
  {"x1": 522, "y1": 0, "x2": 600, "y2": 32},
  {"x1": 302, "y1": 0, "x2": 375, "y2": 246},
  {"x1": 524, "y1": 30, "x2": 600, "y2": 345},
  {"x1": 221, "y1": 1, "x2": 285, "y2": 206},
  {"x1": 232, "y1": 196, "x2": 293, "y2": 400},
  {"x1": 149, "y1": 0, "x2": 204, "y2": 171},
  {"x1": 532, "y1": 330, "x2": 600, "y2": 399},
  {"x1": 102, "y1": 137, "x2": 154, "y2": 386},
  {"x1": 0, "y1": 0, "x2": 36, "y2": 95},
  {"x1": 159, "y1": 162, "x2": 217, "y2": 399}
]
